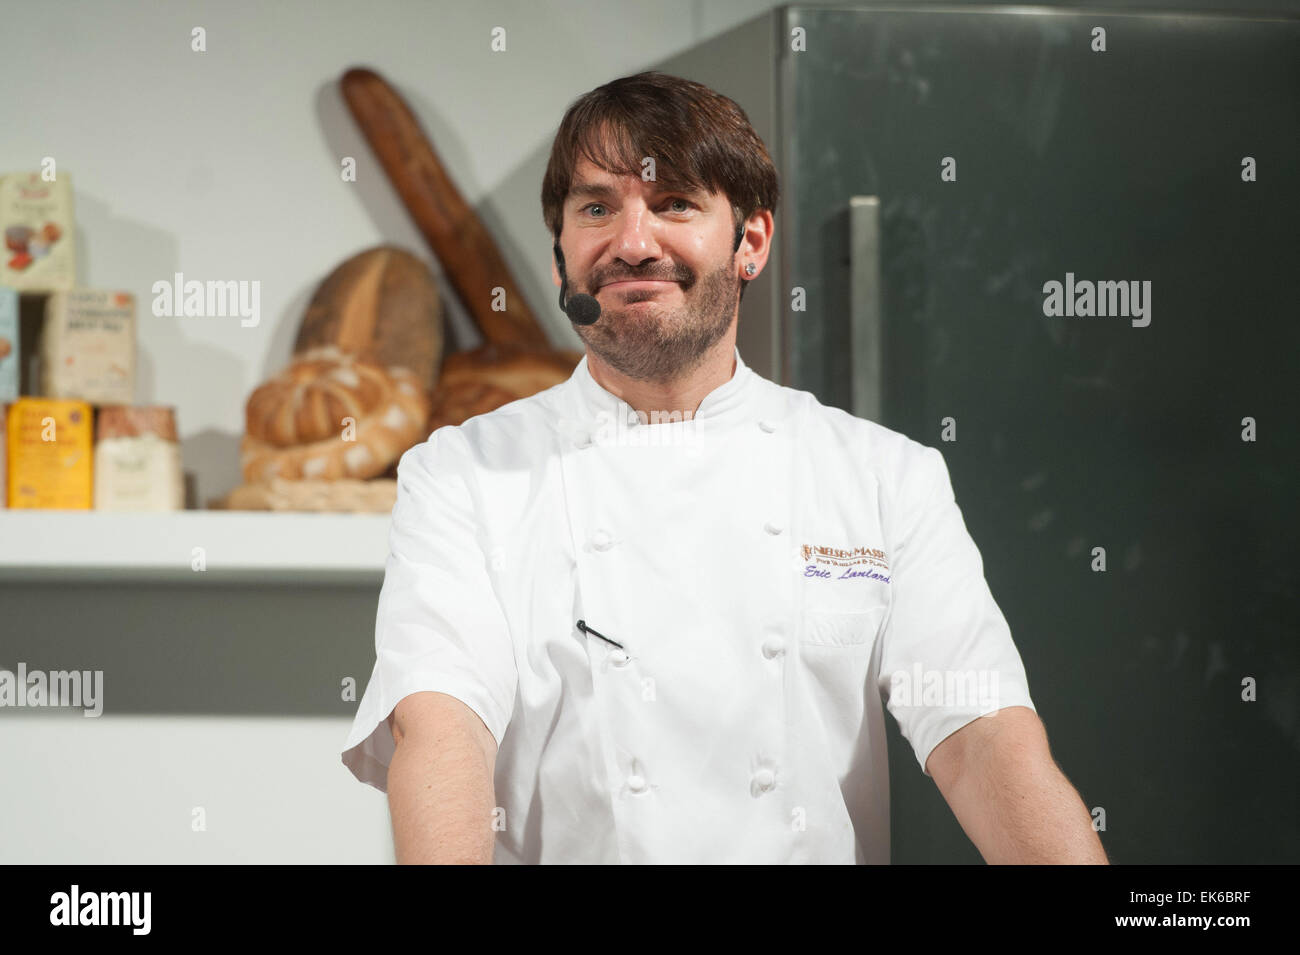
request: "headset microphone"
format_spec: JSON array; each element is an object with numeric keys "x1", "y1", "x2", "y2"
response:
[{"x1": 554, "y1": 241, "x2": 601, "y2": 325}]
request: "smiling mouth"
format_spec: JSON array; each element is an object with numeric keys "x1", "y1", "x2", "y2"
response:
[{"x1": 601, "y1": 280, "x2": 679, "y2": 292}]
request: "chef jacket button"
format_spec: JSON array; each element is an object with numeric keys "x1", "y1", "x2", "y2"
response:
[
  {"x1": 590, "y1": 528, "x2": 614, "y2": 551},
  {"x1": 763, "y1": 521, "x2": 783, "y2": 536},
  {"x1": 753, "y1": 768, "x2": 776, "y2": 791},
  {"x1": 610, "y1": 649, "x2": 630, "y2": 667},
  {"x1": 575, "y1": 431, "x2": 593, "y2": 449},
  {"x1": 758, "y1": 419, "x2": 776, "y2": 433},
  {"x1": 627, "y1": 774, "x2": 647, "y2": 793},
  {"x1": 761, "y1": 636, "x2": 785, "y2": 659}
]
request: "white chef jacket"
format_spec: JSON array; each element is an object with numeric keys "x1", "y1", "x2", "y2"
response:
[{"x1": 341, "y1": 346, "x2": 1036, "y2": 864}]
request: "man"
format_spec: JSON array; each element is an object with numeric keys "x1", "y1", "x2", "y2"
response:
[{"x1": 341, "y1": 71, "x2": 1108, "y2": 865}]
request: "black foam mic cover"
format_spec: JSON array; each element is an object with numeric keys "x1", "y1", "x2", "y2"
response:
[{"x1": 564, "y1": 293, "x2": 601, "y2": 325}]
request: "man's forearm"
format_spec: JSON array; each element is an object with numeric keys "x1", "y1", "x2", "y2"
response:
[
  {"x1": 950, "y1": 752, "x2": 1109, "y2": 864},
  {"x1": 387, "y1": 732, "x2": 496, "y2": 864}
]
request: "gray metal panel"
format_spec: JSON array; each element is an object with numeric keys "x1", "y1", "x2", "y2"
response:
[{"x1": 849, "y1": 195, "x2": 882, "y2": 421}]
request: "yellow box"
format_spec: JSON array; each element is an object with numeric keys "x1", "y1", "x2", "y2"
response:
[{"x1": 6, "y1": 397, "x2": 93, "y2": 509}]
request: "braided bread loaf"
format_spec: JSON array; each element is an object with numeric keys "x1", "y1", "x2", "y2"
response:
[{"x1": 241, "y1": 345, "x2": 430, "y2": 482}]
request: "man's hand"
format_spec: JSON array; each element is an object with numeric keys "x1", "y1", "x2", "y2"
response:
[{"x1": 925, "y1": 706, "x2": 1108, "y2": 864}]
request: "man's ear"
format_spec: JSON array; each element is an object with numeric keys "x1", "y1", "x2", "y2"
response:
[{"x1": 735, "y1": 209, "x2": 775, "y2": 274}]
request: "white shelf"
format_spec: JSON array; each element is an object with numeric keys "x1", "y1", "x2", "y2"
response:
[{"x1": 0, "y1": 510, "x2": 391, "y2": 584}]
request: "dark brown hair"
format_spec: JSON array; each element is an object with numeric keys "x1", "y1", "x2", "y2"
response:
[{"x1": 541, "y1": 71, "x2": 779, "y2": 243}]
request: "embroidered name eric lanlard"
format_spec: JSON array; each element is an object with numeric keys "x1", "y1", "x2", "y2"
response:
[{"x1": 802, "y1": 544, "x2": 891, "y2": 582}]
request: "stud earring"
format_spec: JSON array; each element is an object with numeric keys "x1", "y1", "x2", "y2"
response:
[{"x1": 744, "y1": 263, "x2": 756, "y2": 276}]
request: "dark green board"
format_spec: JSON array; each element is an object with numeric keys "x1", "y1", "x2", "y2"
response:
[{"x1": 783, "y1": 5, "x2": 1299, "y2": 863}]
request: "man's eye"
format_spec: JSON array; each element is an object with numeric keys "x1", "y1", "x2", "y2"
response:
[
  {"x1": 668, "y1": 198, "x2": 692, "y2": 212},
  {"x1": 582, "y1": 203, "x2": 606, "y2": 217}
]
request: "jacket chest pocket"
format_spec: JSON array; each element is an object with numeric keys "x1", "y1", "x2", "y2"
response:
[
  {"x1": 798, "y1": 573, "x2": 891, "y2": 648},
  {"x1": 800, "y1": 605, "x2": 888, "y2": 648}
]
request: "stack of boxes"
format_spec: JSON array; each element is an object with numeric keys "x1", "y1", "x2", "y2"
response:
[{"x1": 1, "y1": 171, "x2": 183, "y2": 511}]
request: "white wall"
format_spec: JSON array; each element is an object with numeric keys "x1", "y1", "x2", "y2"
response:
[
  {"x1": 0, "y1": 0, "x2": 785, "y2": 864},
  {"x1": 0, "y1": 715, "x2": 393, "y2": 863}
]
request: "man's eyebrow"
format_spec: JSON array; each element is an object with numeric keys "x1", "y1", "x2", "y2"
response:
[
  {"x1": 567, "y1": 181, "x2": 619, "y2": 202},
  {"x1": 567, "y1": 180, "x2": 706, "y2": 203}
]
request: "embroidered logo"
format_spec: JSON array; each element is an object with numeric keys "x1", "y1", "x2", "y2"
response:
[
  {"x1": 801, "y1": 544, "x2": 891, "y2": 583},
  {"x1": 801, "y1": 544, "x2": 889, "y2": 571}
]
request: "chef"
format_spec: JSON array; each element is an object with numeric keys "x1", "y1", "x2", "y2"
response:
[{"x1": 342, "y1": 71, "x2": 1108, "y2": 865}]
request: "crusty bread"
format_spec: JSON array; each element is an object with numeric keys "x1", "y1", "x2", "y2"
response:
[
  {"x1": 426, "y1": 381, "x2": 519, "y2": 432},
  {"x1": 241, "y1": 345, "x2": 430, "y2": 482},
  {"x1": 292, "y1": 245, "x2": 444, "y2": 389},
  {"x1": 245, "y1": 347, "x2": 393, "y2": 447},
  {"x1": 426, "y1": 344, "x2": 581, "y2": 430},
  {"x1": 220, "y1": 477, "x2": 397, "y2": 513},
  {"x1": 340, "y1": 69, "x2": 550, "y2": 351}
]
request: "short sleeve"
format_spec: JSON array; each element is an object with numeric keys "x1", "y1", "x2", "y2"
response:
[
  {"x1": 341, "y1": 428, "x2": 518, "y2": 792},
  {"x1": 877, "y1": 444, "x2": 1036, "y2": 777}
]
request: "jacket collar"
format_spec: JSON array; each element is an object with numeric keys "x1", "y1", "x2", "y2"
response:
[{"x1": 568, "y1": 346, "x2": 756, "y2": 439}]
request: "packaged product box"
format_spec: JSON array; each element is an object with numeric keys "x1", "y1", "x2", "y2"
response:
[
  {"x1": 0, "y1": 400, "x2": 7, "y2": 508},
  {"x1": 5, "y1": 397, "x2": 93, "y2": 509},
  {"x1": 0, "y1": 172, "x2": 75, "y2": 292},
  {"x1": 41, "y1": 289, "x2": 135, "y2": 404},
  {"x1": 0, "y1": 285, "x2": 17, "y2": 401},
  {"x1": 94, "y1": 405, "x2": 183, "y2": 511}
]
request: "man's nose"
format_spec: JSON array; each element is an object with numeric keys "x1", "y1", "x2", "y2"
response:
[{"x1": 608, "y1": 200, "x2": 662, "y2": 266}]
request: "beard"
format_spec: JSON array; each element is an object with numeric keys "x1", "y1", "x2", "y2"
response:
[{"x1": 573, "y1": 258, "x2": 739, "y2": 384}]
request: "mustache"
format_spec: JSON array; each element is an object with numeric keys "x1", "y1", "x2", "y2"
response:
[{"x1": 595, "y1": 268, "x2": 692, "y2": 288}]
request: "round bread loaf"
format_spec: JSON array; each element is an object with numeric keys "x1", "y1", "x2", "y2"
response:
[
  {"x1": 426, "y1": 344, "x2": 582, "y2": 431},
  {"x1": 245, "y1": 347, "x2": 395, "y2": 447},
  {"x1": 241, "y1": 345, "x2": 431, "y2": 482},
  {"x1": 426, "y1": 381, "x2": 519, "y2": 432},
  {"x1": 292, "y1": 245, "x2": 444, "y2": 389}
]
